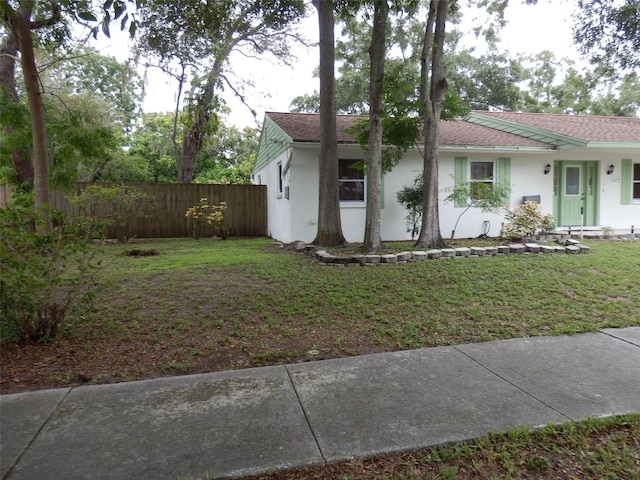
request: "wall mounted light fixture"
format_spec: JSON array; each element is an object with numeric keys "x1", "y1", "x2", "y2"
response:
[
  {"x1": 607, "y1": 164, "x2": 615, "y2": 175},
  {"x1": 544, "y1": 163, "x2": 551, "y2": 175}
]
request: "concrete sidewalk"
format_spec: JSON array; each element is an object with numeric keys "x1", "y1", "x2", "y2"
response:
[{"x1": 2, "y1": 327, "x2": 639, "y2": 480}]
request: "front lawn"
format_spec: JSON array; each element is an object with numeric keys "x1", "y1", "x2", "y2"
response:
[{"x1": 1, "y1": 237, "x2": 638, "y2": 392}]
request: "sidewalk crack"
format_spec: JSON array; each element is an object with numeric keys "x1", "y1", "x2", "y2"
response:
[
  {"x1": 2, "y1": 387, "x2": 73, "y2": 480},
  {"x1": 453, "y1": 346, "x2": 573, "y2": 422},
  {"x1": 284, "y1": 365, "x2": 327, "y2": 465}
]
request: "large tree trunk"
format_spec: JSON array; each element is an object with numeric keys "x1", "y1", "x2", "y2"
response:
[
  {"x1": 312, "y1": 0, "x2": 345, "y2": 246},
  {"x1": 10, "y1": 4, "x2": 50, "y2": 226},
  {"x1": 362, "y1": 0, "x2": 388, "y2": 253},
  {"x1": 179, "y1": 60, "x2": 223, "y2": 183},
  {"x1": 0, "y1": 23, "x2": 34, "y2": 186},
  {"x1": 415, "y1": 0, "x2": 448, "y2": 249}
]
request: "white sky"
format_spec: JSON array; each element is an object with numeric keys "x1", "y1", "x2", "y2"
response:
[{"x1": 95, "y1": 1, "x2": 580, "y2": 130}]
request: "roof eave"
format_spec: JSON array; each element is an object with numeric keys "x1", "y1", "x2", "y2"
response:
[
  {"x1": 465, "y1": 112, "x2": 588, "y2": 149},
  {"x1": 586, "y1": 141, "x2": 640, "y2": 149}
]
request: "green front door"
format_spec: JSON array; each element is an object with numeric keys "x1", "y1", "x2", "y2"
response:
[{"x1": 554, "y1": 161, "x2": 599, "y2": 227}]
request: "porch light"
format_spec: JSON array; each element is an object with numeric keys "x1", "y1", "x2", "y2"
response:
[
  {"x1": 544, "y1": 164, "x2": 551, "y2": 175},
  {"x1": 607, "y1": 164, "x2": 615, "y2": 175}
]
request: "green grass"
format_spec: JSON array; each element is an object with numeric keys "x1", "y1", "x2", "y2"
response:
[
  {"x1": 89, "y1": 237, "x2": 639, "y2": 352},
  {"x1": 4, "y1": 236, "x2": 638, "y2": 390},
  {"x1": 244, "y1": 414, "x2": 640, "y2": 479}
]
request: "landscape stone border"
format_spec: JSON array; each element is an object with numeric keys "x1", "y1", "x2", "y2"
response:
[{"x1": 284, "y1": 234, "x2": 638, "y2": 266}]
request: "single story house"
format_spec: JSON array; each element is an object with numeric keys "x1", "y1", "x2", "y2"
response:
[{"x1": 252, "y1": 111, "x2": 640, "y2": 243}]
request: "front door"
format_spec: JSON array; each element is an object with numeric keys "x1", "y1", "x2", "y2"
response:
[{"x1": 554, "y1": 161, "x2": 599, "y2": 227}]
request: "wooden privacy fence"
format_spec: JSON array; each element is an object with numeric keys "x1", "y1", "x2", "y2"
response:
[{"x1": 1, "y1": 183, "x2": 268, "y2": 238}]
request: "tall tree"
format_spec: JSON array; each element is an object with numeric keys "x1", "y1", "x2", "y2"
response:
[
  {"x1": 0, "y1": 0, "x2": 139, "y2": 226},
  {"x1": 362, "y1": 0, "x2": 388, "y2": 252},
  {"x1": 415, "y1": 0, "x2": 449, "y2": 249},
  {"x1": 0, "y1": 27, "x2": 32, "y2": 186},
  {"x1": 573, "y1": 0, "x2": 640, "y2": 74},
  {"x1": 313, "y1": 0, "x2": 346, "y2": 246},
  {"x1": 2, "y1": 2, "x2": 51, "y2": 221},
  {"x1": 135, "y1": 0, "x2": 306, "y2": 183}
]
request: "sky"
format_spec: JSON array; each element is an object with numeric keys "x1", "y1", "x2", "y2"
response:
[{"x1": 96, "y1": 1, "x2": 581, "y2": 130}]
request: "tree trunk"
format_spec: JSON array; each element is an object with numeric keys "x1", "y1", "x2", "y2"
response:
[
  {"x1": 312, "y1": 0, "x2": 345, "y2": 247},
  {"x1": 362, "y1": 0, "x2": 388, "y2": 253},
  {"x1": 10, "y1": 4, "x2": 50, "y2": 226},
  {"x1": 415, "y1": 0, "x2": 448, "y2": 249},
  {"x1": 0, "y1": 21, "x2": 34, "y2": 186},
  {"x1": 179, "y1": 60, "x2": 223, "y2": 183}
]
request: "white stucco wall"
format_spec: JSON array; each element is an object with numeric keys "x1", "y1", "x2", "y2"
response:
[
  {"x1": 258, "y1": 143, "x2": 640, "y2": 243},
  {"x1": 254, "y1": 149, "x2": 291, "y2": 241},
  {"x1": 576, "y1": 149, "x2": 640, "y2": 230}
]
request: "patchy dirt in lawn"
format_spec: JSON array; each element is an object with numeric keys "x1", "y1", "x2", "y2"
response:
[{"x1": 0, "y1": 264, "x2": 381, "y2": 394}]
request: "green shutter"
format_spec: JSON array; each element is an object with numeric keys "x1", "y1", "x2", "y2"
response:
[
  {"x1": 621, "y1": 159, "x2": 632, "y2": 205},
  {"x1": 498, "y1": 157, "x2": 511, "y2": 206},
  {"x1": 498, "y1": 157, "x2": 511, "y2": 188},
  {"x1": 454, "y1": 157, "x2": 468, "y2": 207}
]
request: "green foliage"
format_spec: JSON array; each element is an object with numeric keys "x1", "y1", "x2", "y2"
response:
[
  {"x1": 70, "y1": 185, "x2": 157, "y2": 242},
  {"x1": 1, "y1": 47, "x2": 142, "y2": 188},
  {"x1": 194, "y1": 125, "x2": 259, "y2": 184},
  {"x1": 444, "y1": 181, "x2": 511, "y2": 241},
  {"x1": 184, "y1": 198, "x2": 227, "y2": 239},
  {"x1": 573, "y1": 0, "x2": 640, "y2": 74},
  {"x1": 500, "y1": 201, "x2": 555, "y2": 241},
  {"x1": 126, "y1": 112, "x2": 180, "y2": 182},
  {"x1": 347, "y1": 116, "x2": 422, "y2": 174},
  {"x1": 396, "y1": 175, "x2": 424, "y2": 240},
  {"x1": 0, "y1": 193, "x2": 102, "y2": 344}
]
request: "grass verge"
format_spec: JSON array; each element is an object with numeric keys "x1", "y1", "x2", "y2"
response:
[{"x1": 243, "y1": 414, "x2": 640, "y2": 480}]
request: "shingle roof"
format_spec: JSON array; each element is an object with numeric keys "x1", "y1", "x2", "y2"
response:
[
  {"x1": 267, "y1": 112, "x2": 365, "y2": 143},
  {"x1": 266, "y1": 112, "x2": 553, "y2": 148},
  {"x1": 471, "y1": 111, "x2": 640, "y2": 143},
  {"x1": 438, "y1": 119, "x2": 551, "y2": 147}
]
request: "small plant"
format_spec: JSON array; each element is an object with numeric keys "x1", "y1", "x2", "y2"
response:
[
  {"x1": 185, "y1": 198, "x2": 228, "y2": 239},
  {"x1": 396, "y1": 175, "x2": 423, "y2": 241},
  {"x1": 601, "y1": 226, "x2": 614, "y2": 237},
  {"x1": 70, "y1": 185, "x2": 156, "y2": 243},
  {"x1": 500, "y1": 201, "x2": 555, "y2": 241},
  {"x1": 444, "y1": 181, "x2": 511, "y2": 241},
  {"x1": 0, "y1": 194, "x2": 102, "y2": 344}
]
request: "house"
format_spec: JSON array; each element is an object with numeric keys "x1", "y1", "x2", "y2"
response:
[{"x1": 252, "y1": 111, "x2": 640, "y2": 243}]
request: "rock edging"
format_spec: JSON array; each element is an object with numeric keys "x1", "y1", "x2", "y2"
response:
[{"x1": 287, "y1": 238, "x2": 593, "y2": 266}]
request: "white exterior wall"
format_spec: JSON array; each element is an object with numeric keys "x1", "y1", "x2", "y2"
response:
[
  {"x1": 260, "y1": 143, "x2": 640, "y2": 243},
  {"x1": 568, "y1": 148, "x2": 640, "y2": 230},
  {"x1": 254, "y1": 149, "x2": 291, "y2": 241}
]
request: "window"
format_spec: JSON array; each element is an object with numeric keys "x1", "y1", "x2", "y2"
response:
[
  {"x1": 634, "y1": 163, "x2": 640, "y2": 200},
  {"x1": 339, "y1": 159, "x2": 365, "y2": 201},
  {"x1": 470, "y1": 160, "x2": 495, "y2": 199},
  {"x1": 565, "y1": 166, "x2": 581, "y2": 196},
  {"x1": 277, "y1": 162, "x2": 283, "y2": 193}
]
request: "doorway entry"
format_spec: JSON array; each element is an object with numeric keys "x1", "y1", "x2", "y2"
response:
[{"x1": 553, "y1": 161, "x2": 599, "y2": 227}]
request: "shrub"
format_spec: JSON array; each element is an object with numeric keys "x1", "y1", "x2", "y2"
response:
[
  {"x1": 396, "y1": 175, "x2": 423, "y2": 241},
  {"x1": 500, "y1": 201, "x2": 555, "y2": 241},
  {"x1": 0, "y1": 194, "x2": 102, "y2": 344},
  {"x1": 185, "y1": 198, "x2": 228, "y2": 239},
  {"x1": 70, "y1": 185, "x2": 156, "y2": 242}
]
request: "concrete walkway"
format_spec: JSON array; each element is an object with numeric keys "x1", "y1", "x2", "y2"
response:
[{"x1": 2, "y1": 327, "x2": 639, "y2": 480}]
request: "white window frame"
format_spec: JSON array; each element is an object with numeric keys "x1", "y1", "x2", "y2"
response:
[
  {"x1": 469, "y1": 159, "x2": 496, "y2": 199},
  {"x1": 277, "y1": 162, "x2": 283, "y2": 194},
  {"x1": 633, "y1": 162, "x2": 640, "y2": 201},
  {"x1": 338, "y1": 159, "x2": 365, "y2": 203}
]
